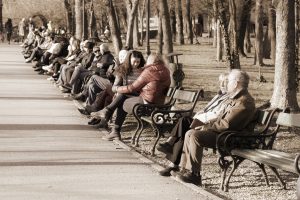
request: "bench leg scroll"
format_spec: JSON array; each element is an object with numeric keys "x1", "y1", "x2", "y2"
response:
[{"x1": 224, "y1": 156, "x2": 245, "y2": 192}]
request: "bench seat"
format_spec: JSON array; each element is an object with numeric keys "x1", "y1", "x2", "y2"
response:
[{"x1": 231, "y1": 149, "x2": 300, "y2": 174}]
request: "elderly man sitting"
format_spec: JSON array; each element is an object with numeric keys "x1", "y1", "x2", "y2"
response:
[{"x1": 172, "y1": 69, "x2": 256, "y2": 185}]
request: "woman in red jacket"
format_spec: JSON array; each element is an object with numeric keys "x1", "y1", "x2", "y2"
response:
[{"x1": 101, "y1": 53, "x2": 171, "y2": 141}]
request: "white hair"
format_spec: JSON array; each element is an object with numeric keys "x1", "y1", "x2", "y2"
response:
[
  {"x1": 228, "y1": 69, "x2": 250, "y2": 89},
  {"x1": 100, "y1": 43, "x2": 109, "y2": 54},
  {"x1": 118, "y1": 49, "x2": 128, "y2": 64}
]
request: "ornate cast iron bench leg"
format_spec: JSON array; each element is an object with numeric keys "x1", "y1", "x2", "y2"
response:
[
  {"x1": 224, "y1": 156, "x2": 245, "y2": 192},
  {"x1": 218, "y1": 156, "x2": 232, "y2": 191},
  {"x1": 269, "y1": 166, "x2": 287, "y2": 189},
  {"x1": 256, "y1": 163, "x2": 270, "y2": 186}
]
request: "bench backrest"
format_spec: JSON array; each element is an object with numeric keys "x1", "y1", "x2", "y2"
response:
[
  {"x1": 253, "y1": 109, "x2": 278, "y2": 134},
  {"x1": 276, "y1": 112, "x2": 300, "y2": 128},
  {"x1": 164, "y1": 87, "x2": 178, "y2": 105},
  {"x1": 171, "y1": 88, "x2": 204, "y2": 114}
]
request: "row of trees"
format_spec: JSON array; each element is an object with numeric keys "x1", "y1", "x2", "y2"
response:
[{"x1": 65, "y1": 0, "x2": 300, "y2": 110}]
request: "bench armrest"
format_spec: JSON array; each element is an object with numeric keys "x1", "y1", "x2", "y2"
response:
[
  {"x1": 133, "y1": 103, "x2": 172, "y2": 118},
  {"x1": 150, "y1": 109, "x2": 193, "y2": 126},
  {"x1": 217, "y1": 130, "x2": 279, "y2": 157}
]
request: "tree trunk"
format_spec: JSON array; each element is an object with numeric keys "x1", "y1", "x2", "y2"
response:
[
  {"x1": 105, "y1": 0, "x2": 122, "y2": 54},
  {"x1": 88, "y1": 2, "x2": 97, "y2": 38},
  {"x1": 0, "y1": 0, "x2": 3, "y2": 32},
  {"x1": 159, "y1": 0, "x2": 173, "y2": 55},
  {"x1": 216, "y1": 19, "x2": 223, "y2": 61},
  {"x1": 238, "y1": 0, "x2": 251, "y2": 57},
  {"x1": 157, "y1": 12, "x2": 163, "y2": 54},
  {"x1": 64, "y1": 0, "x2": 74, "y2": 35},
  {"x1": 139, "y1": 0, "x2": 146, "y2": 45},
  {"x1": 268, "y1": 0, "x2": 276, "y2": 64},
  {"x1": 170, "y1": 8, "x2": 176, "y2": 42},
  {"x1": 133, "y1": 14, "x2": 141, "y2": 48},
  {"x1": 245, "y1": 22, "x2": 251, "y2": 53},
  {"x1": 228, "y1": 0, "x2": 241, "y2": 69},
  {"x1": 270, "y1": 0, "x2": 299, "y2": 110},
  {"x1": 255, "y1": 0, "x2": 264, "y2": 66},
  {"x1": 213, "y1": 0, "x2": 218, "y2": 47},
  {"x1": 126, "y1": 0, "x2": 139, "y2": 49},
  {"x1": 176, "y1": 0, "x2": 184, "y2": 44},
  {"x1": 75, "y1": 0, "x2": 83, "y2": 40},
  {"x1": 184, "y1": 0, "x2": 193, "y2": 44}
]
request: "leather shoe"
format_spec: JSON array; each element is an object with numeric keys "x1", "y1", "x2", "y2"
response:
[
  {"x1": 102, "y1": 130, "x2": 120, "y2": 141},
  {"x1": 72, "y1": 93, "x2": 86, "y2": 101},
  {"x1": 78, "y1": 108, "x2": 90, "y2": 115},
  {"x1": 158, "y1": 166, "x2": 179, "y2": 176},
  {"x1": 176, "y1": 172, "x2": 202, "y2": 186},
  {"x1": 88, "y1": 118, "x2": 101, "y2": 125},
  {"x1": 156, "y1": 142, "x2": 173, "y2": 154}
]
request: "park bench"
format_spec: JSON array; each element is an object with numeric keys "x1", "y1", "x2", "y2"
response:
[
  {"x1": 132, "y1": 88, "x2": 204, "y2": 155},
  {"x1": 217, "y1": 108, "x2": 300, "y2": 192}
]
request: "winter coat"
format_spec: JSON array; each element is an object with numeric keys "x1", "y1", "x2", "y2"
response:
[
  {"x1": 202, "y1": 89, "x2": 256, "y2": 134},
  {"x1": 116, "y1": 62, "x2": 171, "y2": 104}
]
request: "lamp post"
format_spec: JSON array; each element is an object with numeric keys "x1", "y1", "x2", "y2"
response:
[{"x1": 146, "y1": 0, "x2": 150, "y2": 56}]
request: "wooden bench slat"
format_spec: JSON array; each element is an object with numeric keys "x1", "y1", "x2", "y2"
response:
[
  {"x1": 232, "y1": 149, "x2": 299, "y2": 174},
  {"x1": 276, "y1": 112, "x2": 300, "y2": 128}
]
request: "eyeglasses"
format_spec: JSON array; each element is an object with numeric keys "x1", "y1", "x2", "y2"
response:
[{"x1": 94, "y1": 50, "x2": 100, "y2": 53}]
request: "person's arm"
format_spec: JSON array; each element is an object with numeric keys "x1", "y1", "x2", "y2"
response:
[
  {"x1": 116, "y1": 69, "x2": 148, "y2": 94},
  {"x1": 203, "y1": 100, "x2": 255, "y2": 133}
]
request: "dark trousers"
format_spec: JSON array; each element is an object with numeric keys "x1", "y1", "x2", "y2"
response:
[{"x1": 166, "y1": 116, "x2": 193, "y2": 165}]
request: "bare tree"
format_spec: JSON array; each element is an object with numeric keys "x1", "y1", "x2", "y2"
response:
[
  {"x1": 244, "y1": 22, "x2": 251, "y2": 53},
  {"x1": 218, "y1": 0, "x2": 240, "y2": 69},
  {"x1": 184, "y1": 0, "x2": 193, "y2": 44},
  {"x1": 133, "y1": 14, "x2": 141, "y2": 48},
  {"x1": 159, "y1": 0, "x2": 173, "y2": 55},
  {"x1": 176, "y1": 0, "x2": 184, "y2": 44},
  {"x1": 254, "y1": 0, "x2": 264, "y2": 66},
  {"x1": 105, "y1": 0, "x2": 122, "y2": 54},
  {"x1": 216, "y1": 19, "x2": 223, "y2": 61},
  {"x1": 268, "y1": 0, "x2": 276, "y2": 64},
  {"x1": 237, "y1": 0, "x2": 251, "y2": 57},
  {"x1": 212, "y1": 0, "x2": 218, "y2": 48},
  {"x1": 88, "y1": 1, "x2": 97, "y2": 38},
  {"x1": 125, "y1": 0, "x2": 139, "y2": 49},
  {"x1": 270, "y1": 0, "x2": 299, "y2": 110},
  {"x1": 75, "y1": 0, "x2": 83, "y2": 40},
  {"x1": 64, "y1": 0, "x2": 74, "y2": 35}
]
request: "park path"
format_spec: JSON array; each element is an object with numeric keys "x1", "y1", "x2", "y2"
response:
[{"x1": 0, "y1": 44, "x2": 219, "y2": 200}]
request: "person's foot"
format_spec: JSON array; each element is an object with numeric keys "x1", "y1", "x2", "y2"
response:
[
  {"x1": 102, "y1": 130, "x2": 120, "y2": 141},
  {"x1": 98, "y1": 107, "x2": 113, "y2": 120},
  {"x1": 158, "y1": 166, "x2": 179, "y2": 176},
  {"x1": 72, "y1": 93, "x2": 86, "y2": 101},
  {"x1": 61, "y1": 88, "x2": 71, "y2": 93},
  {"x1": 96, "y1": 118, "x2": 108, "y2": 129},
  {"x1": 25, "y1": 58, "x2": 31, "y2": 63},
  {"x1": 156, "y1": 142, "x2": 173, "y2": 154},
  {"x1": 88, "y1": 118, "x2": 101, "y2": 125},
  {"x1": 176, "y1": 172, "x2": 202, "y2": 186},
  {"x1": 78, "y1": 108, "x2": 90, "y2": 115}
]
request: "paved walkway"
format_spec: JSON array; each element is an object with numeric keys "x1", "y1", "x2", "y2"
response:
[{"x1": 0, "y1": 44, "x2": 219, "y2": 200}]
